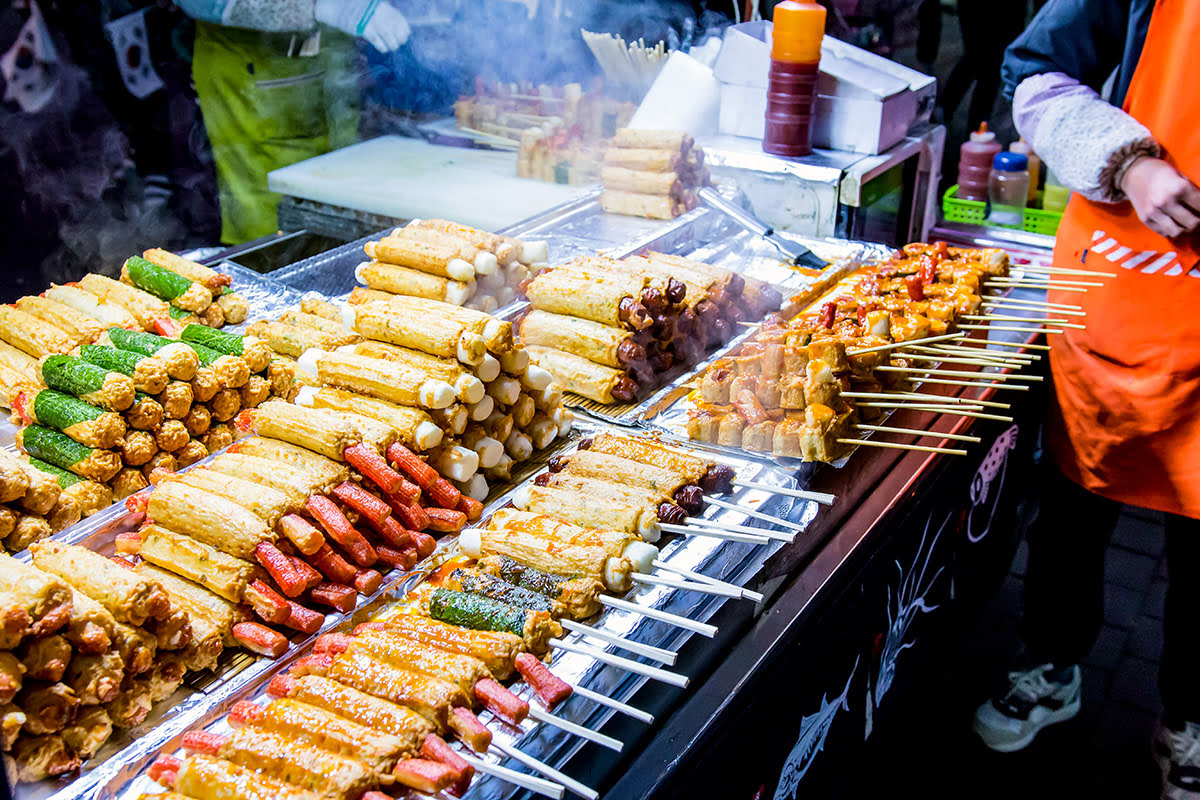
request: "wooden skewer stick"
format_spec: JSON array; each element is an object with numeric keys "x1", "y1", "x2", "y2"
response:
[
  {"x1": 598, "y1": 596, "x2": 718, "y2": 638},
  {"x1": 907, "y1": 376, "x2": 1030, "y2": 391},
  {"x1": 965, "y1": 314, "x2": 1086, "y2": 330},
  {"x1": 879, "y1": 365, "x2": 1042, "y2": 382},
  {"x1": 985, "y1": 281, "x2": 1088, "y2": 293},
  {"x1": 704, "y1": 495, "x2": 805, "y2": 532},
  {"x1": 846, "y1": 331, "x2": 965, "y2": 356},
  {"x1": 652, "y1": 559, "x2": 765, "y2": 603},
  {"x1": 566, "y1": 681, "x2": 655, "y2": 724},
  {"x1": 660, "y1": 521, "x2": 771, "y2": 545},
  {"x1": 899, "y1": 353, "x2": 1026, "y2": 368},
  {"x1": 858, "y1": 402, "x2": 1014, "y2": 422},
  {"x1": 731, "y1": 479, "x2": 836, "y2": 505},
  {"x1": 919, "y1": 344, "x2": 1037, "y2": 362},
  {"x1": 843, "y1": 390, "x2": 976, "y2": 404},
  {"x1": 527, "y1": 706, "x2": 624, "y2": 752},
  {"x1": 684, "y1": 518, "x2": 795, "y2": 543},
  {"x1": 856, "y1": 423, "x2": 981, "y2": 443},
  {"x1": 839, "y1": 438, "x2": 968, "y2": 455},
  {"x1": 958, "y1": 324, "x2": 1065, "y2": 334},
  {"x1": 988, "y1": 275, "x2": 1103, "y2": 287},
  {"x1": 895, "y1": 390, "x2": 1011, "y2": 409},
  {"x1": 982, "y1": 300, "x2": 1085, "y2": 316},
  {"x1": 459, "y1": 752, "x2": 566, "y2": 799},
  {"x1": 560, "y1": 619, "x2": 678, "y2": 665},
  {"x1": 1018, "y1": 265, "x2": 1117, "y2": 277},
  {"x1": 490, "y1": 739, "x2": 600, "y2": 800},
  {"x1": 985, "y1": 294, "x2": 1084, "y2": 311},
  {"x1": 632, "y1": 571, "x2": 745, "y2": 599},
  {"x1": 953, "y1": 337, "x2": 1053, "y2": 351},
  {"x1": 551, "y1": 636, "x2": 694, "y2": 684}
]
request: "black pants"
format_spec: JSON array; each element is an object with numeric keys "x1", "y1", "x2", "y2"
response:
[{"x1": 1023, "y1": 464, "x2": 1200, "y2": 723}]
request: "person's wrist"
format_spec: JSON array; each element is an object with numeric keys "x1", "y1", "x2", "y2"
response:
[{"x1": 1118, "y1": 153, "x2": 1156, "y2": 198}]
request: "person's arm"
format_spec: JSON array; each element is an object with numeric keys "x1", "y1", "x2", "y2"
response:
[{"x1": 174, "y1": 0, "x2": 409, "y2": 50}]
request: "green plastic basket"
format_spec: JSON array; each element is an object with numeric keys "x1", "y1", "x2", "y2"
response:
[{"x1": 942, "y1": 185, "x2": 1063, "y2": 235}]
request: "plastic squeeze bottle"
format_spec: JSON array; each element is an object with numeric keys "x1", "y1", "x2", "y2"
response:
[
  {"x1": 763, "y1": 0, "x2": 826, "y2": 157},
  {"x1": 1009, "y1": 137, "x2": 1041, "y2": 206},
  {"x1": 988, "y1": 151, "x2": 1030, "y2": 227},
  {"x1": 957, "y1": 122, "x2": 1002, "y2": 202}
]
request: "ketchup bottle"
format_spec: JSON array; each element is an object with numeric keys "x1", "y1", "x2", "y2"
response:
[
  {"x1": 957, "y1": 122, "x2": 1002, "y2": 202},
  {"x1": 763, "y1": 0, "x2": 826, "y2": 158}
]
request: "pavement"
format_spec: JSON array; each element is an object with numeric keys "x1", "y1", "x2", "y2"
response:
[{"x1": 857, "y1": 505, "x2": 1168, "y2": 798}]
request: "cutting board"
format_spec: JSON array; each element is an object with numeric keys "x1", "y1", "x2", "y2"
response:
[{"x1": 267, "y1": 136, "x2": 590, "y2": 231}]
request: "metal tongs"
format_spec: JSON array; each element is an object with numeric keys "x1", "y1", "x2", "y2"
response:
[{"x1": 699, "y1": 186, "x2": 828, "y2": 270}]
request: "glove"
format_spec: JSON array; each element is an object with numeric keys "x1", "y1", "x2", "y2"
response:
[{"x1": 315, "y1": 0, "x2": 410, "y2": 52}]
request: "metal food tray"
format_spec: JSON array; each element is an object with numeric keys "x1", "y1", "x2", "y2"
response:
[{"x1": 89, "y1": 416, "x2": 812, "y2": 800}]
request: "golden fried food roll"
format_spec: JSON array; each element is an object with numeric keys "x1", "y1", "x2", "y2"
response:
[
  {"x1": 239, "y1": 401, "x2": 360, "y2": 461},
  {"x1": 15, "y1": 296, "x2": 105, "y2": 345},
  {"x1": 603, "y1": 147, "x2": 683, "y2": 171},
  {"x1": 601, "y1": 166, "x2": 681, "y2": 196},
  {"x1": 207, "y1": 452, "x2": 326, "y2": 503},
  {"x1": 171, "y1": 467, "x2": 294, "y2": 524},
  {"x1": 148, "y1": 480, "x2": 275, "y2": 560},
  {"x1": 298, "y1": 294, "x2": 342, "y2": 321},
  {"x1": 303, "y1": 386, "x2": 443, "y2": 452},
  {"x1": 356, "y1": 260, "x2": 475, "y2": 306},
  {"x1": 371, "y1": 613, "x2": 524, "y2": 681},
  {"x1": 365, "y1": 237, "x2": 476, "y2": 282},
  {"x1": 229, "y1": 436, "x2": 350, "y2": 485},
  {"x1": 0, "y1": 652, "x2": 22, "y2": 704},
  {"x1": 31, "y1": 540, "x2": 170, "y2": 626},
  {"x1": 20, "y1": 681, "x2": 79, "y2": 735},
  {"x1": 62, "y1": 587, "x2": 116, "y2": 654},
  {"x1": 525, "y1": 345, "x2": 638, "y2": 404},
  {"x1": 297, "y1": 350, "x2": 455, "y2": 410},
  {"x1": 277, "y1": 311, "x2": 357, "y2": 349},
  {"x1": 111, "y1": 620, "x2": 157, "y2": 677},
  {"x1": 174, "y1": 754, "x2": 319, "y2": 800},
  {"x1": 354, "y1": 341, "x2": 487, "y2": 405},
  {"x1": 519, "y1": 309, "x2": 643, "y2": 369},
  {"x1": 137, "y1": 525, "x2": 258, "y2": 603},
  {"x1": 65, "y1": 651, "x2": 124, "y2": 705},
  {"x1": 10, "y1": 732, "x2": 81, "y2": 780},
  {"x1": 143, "y1": 248, "x2": 232, "y2": 294},
  {"x1": 5, "y1": 513, "x2": 52, "y2": 551},
  {"x1": 348, "y1": 286, "x2": 396, "y2": 305},
  {"x1": 0, "y1": 305, "x2": 73, "y2": 358},
  {"x1": 599, "y1": 189, "x2": 684, "y2": 220},
  {"x1": 0, "y1": 553, "x2": 72, "y2": 639},
  {"x1": 612, "y1": 128, "x2": 693, "y2": 152},
  {"x1": 78, "y1": 273, "x2": 169, "y2": 329},
  {"x1": 389, "y1": 224, "x2": 503, "y2": 274},
  {"x1": 45, "y1": 283, "x2": 140, "y2": 330},
  {"x1": 106, "y1": 673, "x2": 153, "y2": 727},
  {"x1": 1, "y1": 703, "x2": 26, "y2": 752},
  {"x1": 390, "y1": 297, "x2": 512, "y2": 354},
  {"x1": 134, "y1": 561, "x2": 247, "y2": 645},
  {"x1": 347, "y1": 301, "x2": 486, "y2": 366},
  {"x1": 245, "y1": 319, "x2": 339, "y2": 358}
]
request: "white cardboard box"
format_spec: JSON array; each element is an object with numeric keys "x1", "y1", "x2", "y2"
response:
[{"x1": 713, "y1": 23, "x2": 935, "y2": 154}]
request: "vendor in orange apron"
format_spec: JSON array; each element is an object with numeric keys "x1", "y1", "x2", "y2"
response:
[
  {"x1": 973, "y1": 0, "x2": 1200, "y2": 787},
  {"x1": 1045, "y1": 0, "x2": 1200, "y2": 520}
]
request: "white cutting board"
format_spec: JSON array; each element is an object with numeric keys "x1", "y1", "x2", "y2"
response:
[{"x1": 267, "y1": 136, "x2": 590, "y2": 231}]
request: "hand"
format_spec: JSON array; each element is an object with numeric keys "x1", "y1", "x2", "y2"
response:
[
  {"x1": 315, "y1": 0, "x2": 410, "y2": 52},
  {"x1": 1120, "y1": 156, "x2": 1200, "y2": 238}
]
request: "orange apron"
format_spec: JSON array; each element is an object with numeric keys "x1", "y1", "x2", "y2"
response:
[{"x1": 1046, "y1": 0, "x2": 1200, "y2": 518}]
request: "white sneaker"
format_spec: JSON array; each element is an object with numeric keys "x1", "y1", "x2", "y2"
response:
[
  {"x1": 1154, "y1": 721, "x2": 1200, "y2": 800},
  {"x1": 972, "y1": 663, "x2": 1082, "y2": 752}
]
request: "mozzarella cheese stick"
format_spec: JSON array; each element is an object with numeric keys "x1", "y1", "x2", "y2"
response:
[
  {"x1": 302, "y1": 386, "x2": 443, "y2": 451},
  {"x1": 347, "y1": 302, "x2": 486, "y2": 366},
  {"x1": 349, "y1": 340, "x2": 484, "y2": 403},
  {"x1": 298, "y1": 349, "x2": 455, "y2": 410},
  {"x1": 383, "y1": 296, "x2": 512, "y2": 354},
  {"x1": 524, "y1": 265, "x2": 655, "y2": 328},
  {"x1": 387, "y1": 226, "x2": 499, "y2": 275},
  {"x1": 166, "y1": 468, "x2": 294, "y2": 528},
  {"x1": 519, "y1": 309, "x2": 640, "y2": 369},
  {"x1": 365, "y1": 237, "x2": 476, "y2": 281},
  {"x1": 241, "y1": 401, "x2": 362, "y2": 461}
]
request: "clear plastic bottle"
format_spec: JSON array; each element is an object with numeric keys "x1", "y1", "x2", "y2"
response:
[
  {"x1": 1009, "y1": 137, "x2": 1041, "y2": 206},
  {"x1": 988, "y1": 151, "x2": 1029, "y2": 227},
  {"x1": 957, "y1": 122, "x2": 1002, "y2": 202}
]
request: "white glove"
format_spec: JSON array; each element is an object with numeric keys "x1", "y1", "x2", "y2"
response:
[{"x1": 315, "y1": 0, "x2": 410, "y2": 51}]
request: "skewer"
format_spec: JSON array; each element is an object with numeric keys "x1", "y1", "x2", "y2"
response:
[
  {"x1": 1018, "y1": 265, "x2": 1116, "y2": 277},
  {"x1": 567, "y1": 681, "x2": 655, "y2": 724},
  {"x1": 732, "y1": 479, "x2": 836, "y2": 505},
  {"x1": 459, "y1": 752, "x2": 566, "y2": 799},
  {"x1": 857, "y1": 402, "x2": 1013, "y2": 422},
  {"x1": 966, "y1": 314, "x2": 1086, "y2": 330},
  {"x1": 652, "y1": 559, "x2": 765, "y2": 603},
  {"x1": 895, "y1": 390, "x2": 1011, "y2": 409},
  {"x1": 598, "y1": 595, "x2": 717, "y2": 638},
  {"x1": 632, "y1": 571, "x2": 745, "y2": 599},
  {"x1": 988, "y1": 274, "x2": 1103, "y2": 287},
  {"x1": 898, "y1": 353, "x2": 1024, "y2": 368},
  {"x1": 490, "y1": 739, "x2": 600, "y2": 800},
  {"x1": 878, "y1": 365, "x2": 1042, "y2": 382},
  {"x1": 954, "y1": 337, "x2": 1052, "y2": 351},
  {"x1": 527, "y1": 706, "x2": 623, "y2": 752},
  {"x1": 918, "y1": 344, "x2": 1037, "y2": 363},
  {"x1": 550, "y1": 637, "x2": 693, "y2": 684},
  {"x1": 660, "y1": 521, "x2": 771, "y2": 544},
  {"x1": 984, "y1": 280, "x2": 1088, "y2": 293},
  {"x1": 703, "y1": 495, "x2": 805, "y2": 532},
  {"x1": 560, "y1": 619, "x2": 678, "y2": 664},
  {"x1": 843, "y1": 390, "x2": 977, "y2": 404},
  {"x1": 684, "y1": 518, "x2": 795, "y2": 543},
  {"x1": 855, "y1": 423, "x2": 981, "y2": 443},
  {"x1": 907, "y1": 376, "x2": 1030, "y2": 390},
  {"x1": 958, "y1": 324, "x2": 1064, "y2": 334},
  {"x1": 846, "y1": 331, "x2": 964, "y2": 356},
  {"x1": 984, "y1": 294, "x2": 1083, "y2": 311},
  {"x1": 839, "y1": 438, "x2": 968, "y2": 455},
  {"x1": 982, "y1": 300, "x2": 1085, "y2": 317}
]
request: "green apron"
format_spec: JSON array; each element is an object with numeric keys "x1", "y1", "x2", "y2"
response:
[{"x1": 193, "y1": 21, "x2": 360, "y2": 244}]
